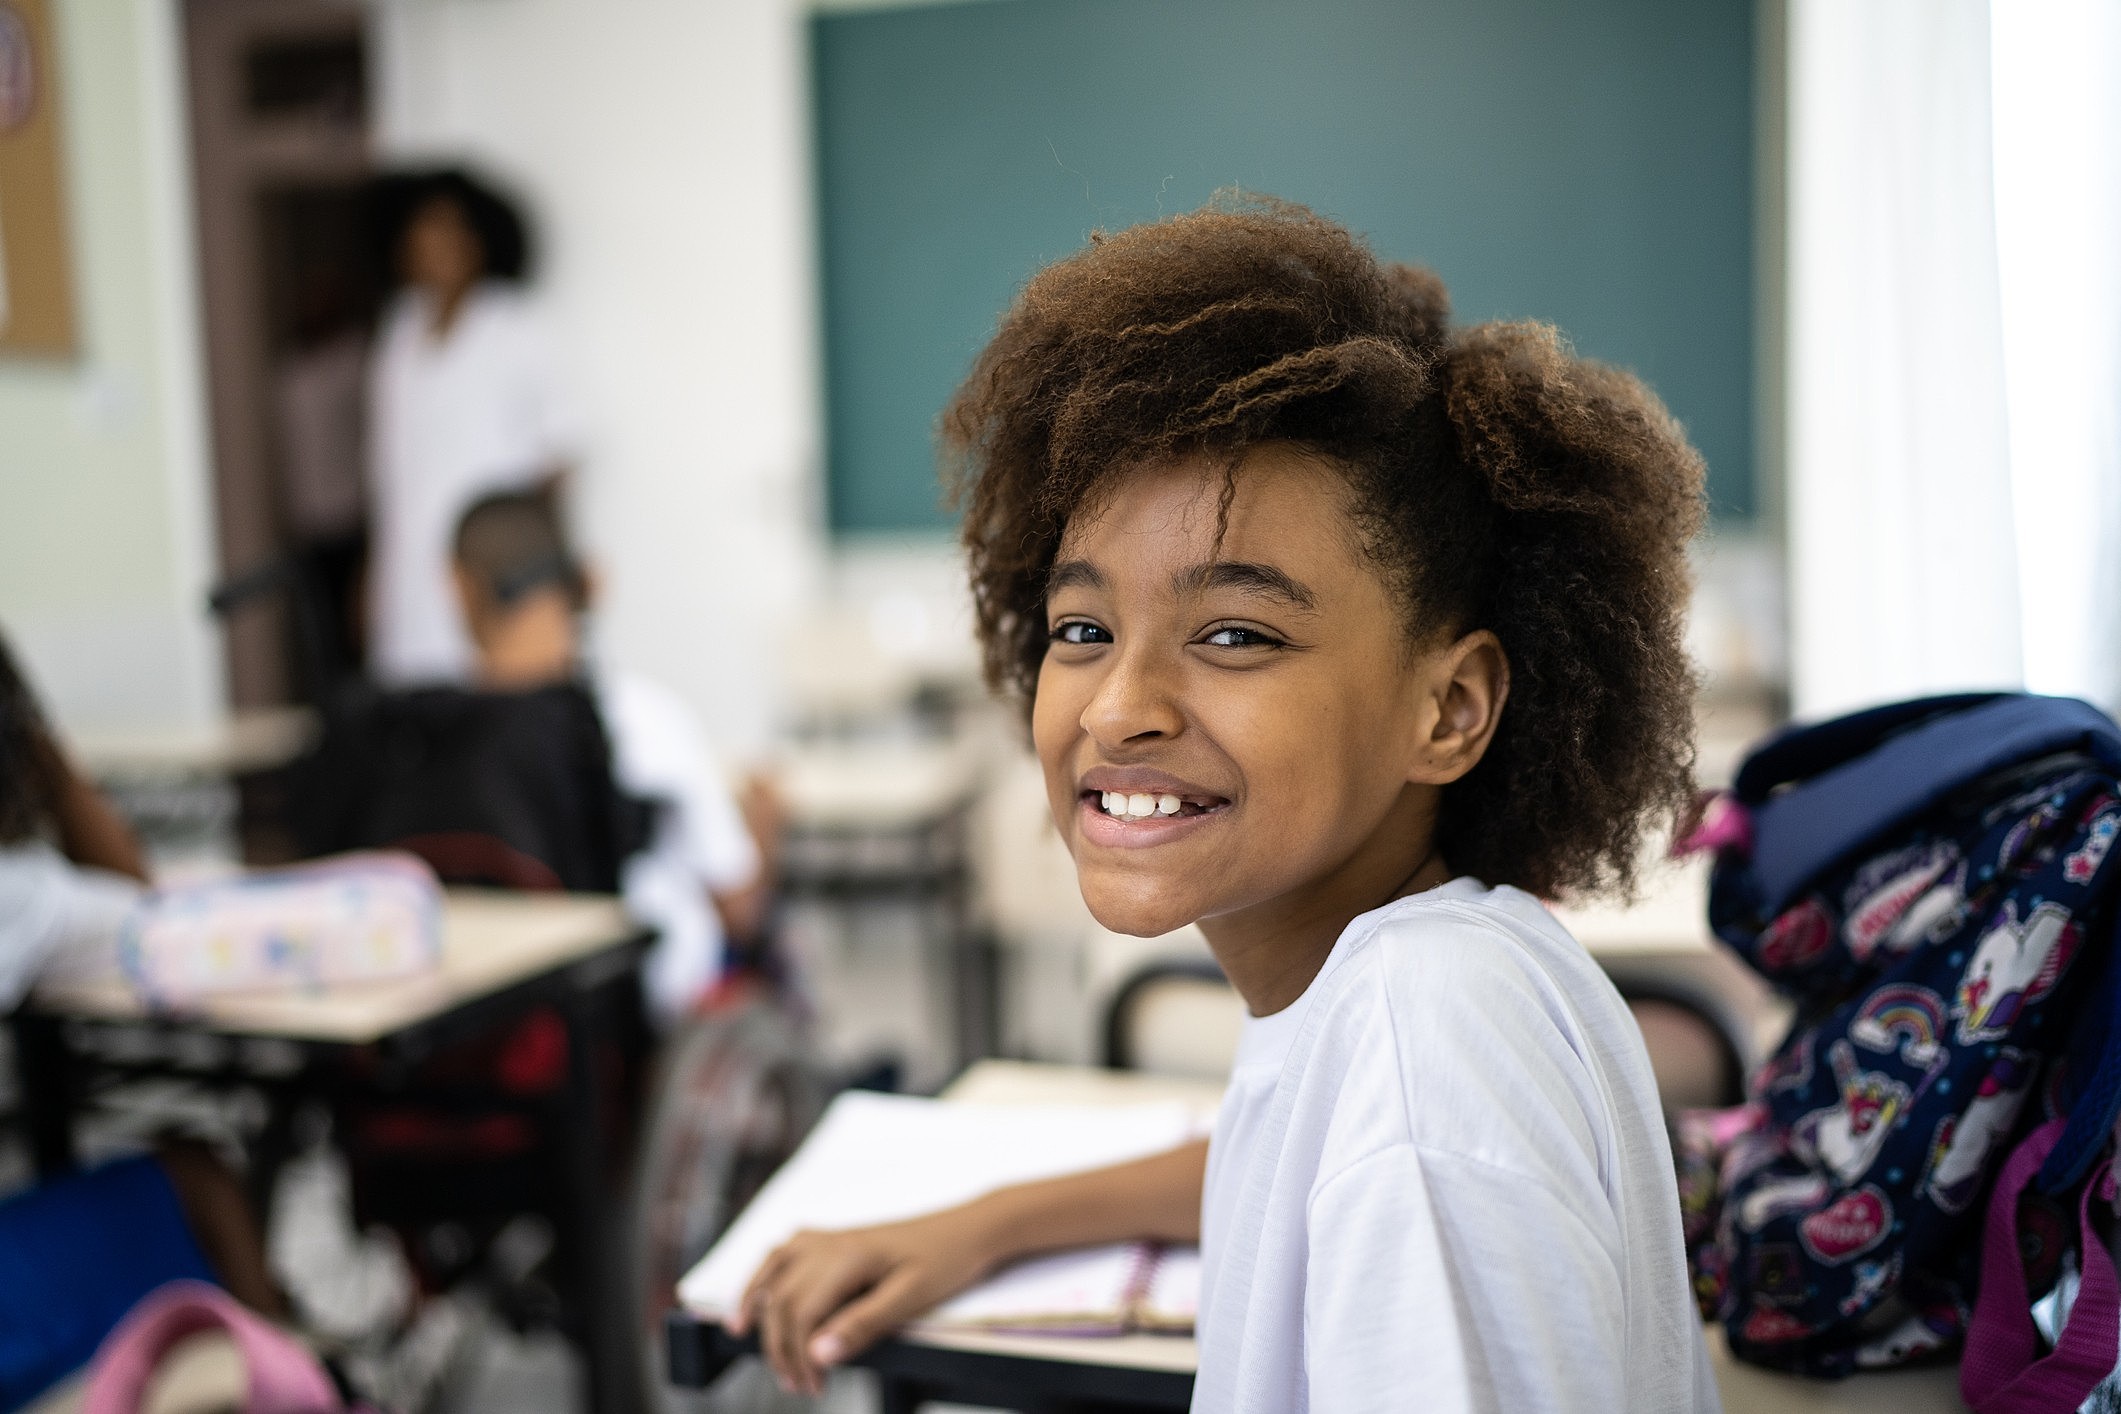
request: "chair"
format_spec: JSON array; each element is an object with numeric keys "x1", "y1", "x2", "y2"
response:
[
  {"x1": 286, "y1": 681, "x2": 653, "y2": 891},
  {"x1": 1102, "y1": 957, "x2": 1246, "y2": 1081},
  {"x1": 622, "y1": 990, "x2": 831, "y2": 1412},
  {"x1": 1602, "y1": 963, "x2": 1753, "y2": 1112}
]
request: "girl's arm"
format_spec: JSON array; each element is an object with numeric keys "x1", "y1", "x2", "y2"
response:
[
  {"x1": 39, "y1": 735, "x2": 148, "y2": 882},
  {"x1": 734, "y1": 1137, "x2": 1206, "y2": 1396}
]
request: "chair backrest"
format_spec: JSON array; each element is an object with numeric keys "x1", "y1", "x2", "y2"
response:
[
  {"x1": 1607, "y1": 974, "x2": 1749, "y2": 1112},
  {"x1": 289, "y1": 682, "x2": 652, "y2": 893},
  {"x1": 1102, "y1": 958, "x2": 1246, "y2": 1081}
]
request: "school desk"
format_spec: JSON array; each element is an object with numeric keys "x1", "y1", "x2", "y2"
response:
[
  {"x1": 666, "y1": 1060, "x2": 1972, "y2": 1413},
  {"x1": 10, "y1": 889, "x2": 652, "y2": 1414},
  {"x1": 776, "y1": 738, "x2": 996, "y2": 1076},
  {"x1": 66, "y1": 706, "x2": 321, "y2": 783}
]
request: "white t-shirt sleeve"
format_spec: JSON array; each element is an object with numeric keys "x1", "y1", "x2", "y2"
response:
[
  {"x1": 0, "y1": 844, "x2": 141, "y2": 1010},
  {"x1": 1304, "y1": 1143, "x2": 1629, "y2": 1413},
  {"x1": 602, "y1": 674, "x2": 760, "y2": 893}
]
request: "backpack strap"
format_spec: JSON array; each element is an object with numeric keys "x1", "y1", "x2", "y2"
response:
[
  {"x1": 1961, "y1": 1119, "x2": 2121, "y2": 1414},
  {"x1": 1735, "y1": 695, "x2": 2121, "y2": 920},
  {"x1": 2042, "y1": 917, "x2": 2121, "y2": 1193},
  {"x1": 82, "y1": 1279, "x2": 346, "y2": 1414}
]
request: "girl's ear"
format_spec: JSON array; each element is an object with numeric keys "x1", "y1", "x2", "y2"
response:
[{"x1": 1408, "y1": 630, "x2": 1509, "y2": 786}]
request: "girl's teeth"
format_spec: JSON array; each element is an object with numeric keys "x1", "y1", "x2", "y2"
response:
[{"x1": 1095, "y1": 790, "x2": 1200, "y2": 818}]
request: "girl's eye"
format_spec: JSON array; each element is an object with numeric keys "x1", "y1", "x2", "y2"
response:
[
  {"x1": 1048, "y1": 620, "x2": 1112, "y2": 646},
  {"x1": 1202, "y1": 625, "x2": 1282, "y2": 648}
]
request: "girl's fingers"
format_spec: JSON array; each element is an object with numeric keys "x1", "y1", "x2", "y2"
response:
[
  {"x1": 807, "y1": 1265, "x2": 930, "y2": 1369},
  {"x1": 760, "y1": 1248, "x2": 876, "y2": 1395},
  {"x1": 732, "y1": 1242, "x2": 799, "y2": 1336}
]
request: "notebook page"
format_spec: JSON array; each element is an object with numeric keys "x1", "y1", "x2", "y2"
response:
[
  {"x1": 1133, "y1": 1245, "x2": 1201, "y2": 1333},
  {"x1": 677, "y1": 1091, "x2": 1194, "y2": 1322},
  {"x1": 923, "y1": 1243, "x2": 1152, "y2": 1335}
]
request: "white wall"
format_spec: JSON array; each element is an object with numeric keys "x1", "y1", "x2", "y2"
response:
[
  {"x1": 0, "y1": 0, "x2": 222, "y2": 735},
  {"x1": 370, "y1": 0, "x2": 826, "y2": 756}
]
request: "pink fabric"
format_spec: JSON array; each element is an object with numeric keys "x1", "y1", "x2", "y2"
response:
[
  {"x1": 1962, "y1": 1118, "x2": 2121, "y2": 1413},
  {"x1": 81, "y1": 1281, "x2": 345, "y2": 1414},
  {"x1": 1674, "y1": 792, "x2": 1755, "y2": 859}
]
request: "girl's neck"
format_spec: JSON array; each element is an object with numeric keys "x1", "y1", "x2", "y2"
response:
[{"x1": 1198, "y1": 785, "x2": 1451, "y2": 1018}]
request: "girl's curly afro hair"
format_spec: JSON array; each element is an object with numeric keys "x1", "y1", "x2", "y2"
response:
[{"x1": 943, "y1": 197, "x2": 1704, "y2": 901}]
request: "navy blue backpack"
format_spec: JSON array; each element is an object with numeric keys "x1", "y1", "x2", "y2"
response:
[{"x1": 1682, "y1": 694, "x2": 2121, "y2": 1382}]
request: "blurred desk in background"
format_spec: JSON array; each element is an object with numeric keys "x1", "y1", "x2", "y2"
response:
[
  {"x1": 67, "y1": 706, "x2": 320, "y2": 784},
  {"x1": 13, "y1": 889, "x2": 650, "y2": 1414},
  {"x1": 66, "y1": 707, "x2": 320, "y2": 865},
  {"x1": 774, "y1": 739, "x2": 993, "y2": 1086},
  {"x1": 26, "y1": 889, "x2": 640, "y2": 1047}
]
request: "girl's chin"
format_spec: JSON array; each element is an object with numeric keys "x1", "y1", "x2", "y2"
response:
[{"x1": 1077, "y1": 876, "x2": 1213, "y2": 940}]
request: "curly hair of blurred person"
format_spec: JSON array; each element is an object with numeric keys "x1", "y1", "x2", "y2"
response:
[{"x1": 944, "y1": 195, "x2": 1704, "y2": 901}]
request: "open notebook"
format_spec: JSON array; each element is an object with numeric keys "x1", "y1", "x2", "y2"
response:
[{"x1": 676, "y1": 1090, "x2": 1204, "y2": 1336}]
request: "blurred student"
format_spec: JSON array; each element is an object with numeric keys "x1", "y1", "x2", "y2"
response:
[
  {"x1": 450, "y1": 490, "x2": 771, "y2": 1020},
  {"x1": 0, "y1": 633, "x2": 280, "y2": 1413},
  {"x1": 366, "y1": 167, "x2": 583, "y2": 686}
]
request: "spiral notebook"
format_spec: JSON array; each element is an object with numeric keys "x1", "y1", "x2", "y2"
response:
[{"x1": 676, "y1": 1090, "x2": 1204, "y2": 1336}]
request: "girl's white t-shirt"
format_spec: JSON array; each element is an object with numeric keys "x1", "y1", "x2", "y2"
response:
[{"x1": 1194, "y1": 877, "x2": 1721, "y2": 1414}]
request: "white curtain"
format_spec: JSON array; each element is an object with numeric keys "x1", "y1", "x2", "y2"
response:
[
  {"x1": 1786, "y1": 0, "x2": 2121, "y2": 719},
  {"x1": 1991, "y1": 0, "x2": 2121, "y2": 712},
  {"x1": 1786, "y1": 0, "x2": 2021, "y2": 718}
]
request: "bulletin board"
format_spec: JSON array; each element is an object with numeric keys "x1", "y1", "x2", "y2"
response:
[
  {"x1": 812, "y1": 0, "x2": 1756, "y2": 532},
  {"x1": 0, "y1": 0, "x2": 77, "y2": 356}
]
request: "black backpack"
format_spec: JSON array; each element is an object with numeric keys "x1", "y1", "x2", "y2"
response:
[{"x1": 291, "y1": 681, "x2": 654, "y2": 892}]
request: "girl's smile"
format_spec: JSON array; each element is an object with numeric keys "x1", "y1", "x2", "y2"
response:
[{"x1": 1076, "y1": 764, "x2": 1232, "y2": 846}]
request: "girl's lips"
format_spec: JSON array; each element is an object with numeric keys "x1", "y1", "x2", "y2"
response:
[{"x1": 1075, "y1": 792, "x2": 1229, "y2": 849}]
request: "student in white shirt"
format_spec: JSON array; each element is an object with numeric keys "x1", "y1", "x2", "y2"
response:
[
  {"x1": 368, "y1": 168, "x2": 583, "y2": 685},
  {"x1": 449, "y1": 491, "x2": 769, "y2": 1019},
  {"x1": 731, "y1": 199, "x2": 1722, "y2": 1412}
]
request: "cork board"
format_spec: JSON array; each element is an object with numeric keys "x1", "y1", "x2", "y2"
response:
[{"x1": 0, "y1": 0, "x2": 76, "y2": 356}]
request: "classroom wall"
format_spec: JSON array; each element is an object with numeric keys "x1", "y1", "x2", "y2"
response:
[
  {"x1": 370, "y1": 0, "x2": 825, "y2": 756},
  {"x1": 0, "y1": 0, "x2": 223, "y2": 735}
]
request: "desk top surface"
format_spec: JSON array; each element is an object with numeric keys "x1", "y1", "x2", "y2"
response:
[
  {"x1": 68, "y1": 706, "x2": 320, "y2": 782},
  {"x1": 30, "y1": 889, "x2": 643, "y2": 1045}
]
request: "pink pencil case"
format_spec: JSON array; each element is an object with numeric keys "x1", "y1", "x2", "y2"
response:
[{"x1": 118, "y1": 851, "x2": 443, "y2": 1007}]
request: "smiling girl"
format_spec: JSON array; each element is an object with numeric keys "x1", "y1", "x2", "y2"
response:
[{"x1": 734, "y1": 199, "x2": 1717, "y2": 1411}]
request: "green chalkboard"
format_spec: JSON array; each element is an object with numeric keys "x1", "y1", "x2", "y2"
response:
[{"x1": 814, "y1": 0, "x2": 1755, "y2": 532}]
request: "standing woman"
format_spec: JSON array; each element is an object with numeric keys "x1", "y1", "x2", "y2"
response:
[{"x1": 365, "y1": 168, "x2": 584, "y2": 685}]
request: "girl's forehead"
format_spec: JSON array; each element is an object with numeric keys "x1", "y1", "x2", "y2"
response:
[{"x1": 1055, "y1": 447, "x2": 1362, "y2": 566}]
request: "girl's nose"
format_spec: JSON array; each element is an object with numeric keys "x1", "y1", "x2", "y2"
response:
[{"x1": 1080, "y1": 645, "x2": 1184, "y2": 748}]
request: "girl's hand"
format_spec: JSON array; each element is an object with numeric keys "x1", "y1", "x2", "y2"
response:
[{"x1": 729, "y1": 1206, "x2": 1002, "y2": 1396}]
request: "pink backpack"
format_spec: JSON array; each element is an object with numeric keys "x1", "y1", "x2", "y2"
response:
[{"x1": 82, "y1": 1281, "x2": 367, "y2": 1414}]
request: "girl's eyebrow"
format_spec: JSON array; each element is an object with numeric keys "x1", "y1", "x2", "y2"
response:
[
  {"x1": 1174, "y1": 560, "x2": 1319, "y2": 612},
  {"x1": 1046, "y1": 559, "x2": 1105, "y2": 596}
]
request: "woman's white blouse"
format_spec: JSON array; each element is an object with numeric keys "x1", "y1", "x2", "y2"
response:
[{"x1": 366, "y1": 283, "x2": 583, "y2": 684}]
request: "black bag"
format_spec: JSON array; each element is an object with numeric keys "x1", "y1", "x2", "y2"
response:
[{"x1": 291, "y1": 681, "x2": 653, "y2": 892}]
